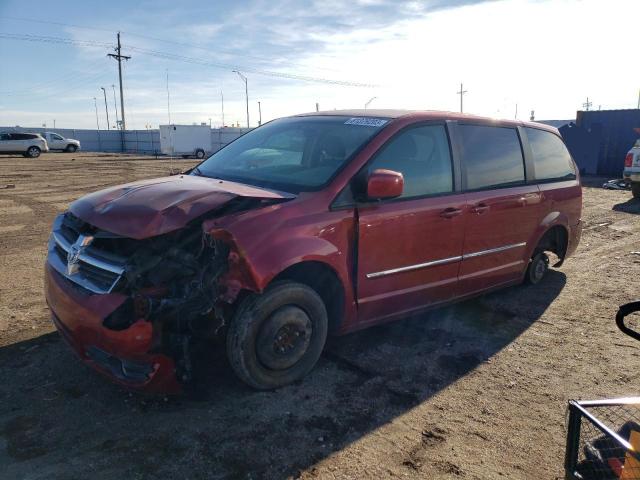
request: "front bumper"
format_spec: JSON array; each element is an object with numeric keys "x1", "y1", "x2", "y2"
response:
[{"x1": 45, "y1": 263, "x2": 181, "y2": 394}]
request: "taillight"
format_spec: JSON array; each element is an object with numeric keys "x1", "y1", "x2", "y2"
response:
[{"x1": 625, "y1": 153, "x2": 633, "y2": 167}]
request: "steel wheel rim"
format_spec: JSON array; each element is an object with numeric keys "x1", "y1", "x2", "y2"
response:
[{"x1": 256, "y1": 305, "x2": 312, "y2": 370}]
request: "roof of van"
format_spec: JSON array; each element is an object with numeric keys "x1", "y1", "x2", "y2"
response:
[{"x1": 295, "y1": 109, "x2": 559, "y2": 133}]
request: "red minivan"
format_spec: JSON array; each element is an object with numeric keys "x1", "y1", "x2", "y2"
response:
[{"x1": 44, "y1": 110, "x2": 582, "y2": 392}]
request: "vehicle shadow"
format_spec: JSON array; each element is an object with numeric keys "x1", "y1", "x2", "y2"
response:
[
  {"x1": 613, "y1": 196, "x2": 640, "y2": 215},
  {"x1": 0, "y1": 272, "x2": 566, "y2": 479}
]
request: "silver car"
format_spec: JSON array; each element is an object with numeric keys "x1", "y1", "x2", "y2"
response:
[
  {"x1": 41, "y1": 132, "x2": 81, "y2": 152},
  {"x1": 0, "y1": 132, "x2": 49, "y2": 158}
]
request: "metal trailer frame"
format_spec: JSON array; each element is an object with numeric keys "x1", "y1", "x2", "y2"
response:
[
  {"x1": 565, "y1": 302, "x2": 640, "y2": 479},
  {"x1": 565, "y1": 398, "x2": 640, "y2": 479}
]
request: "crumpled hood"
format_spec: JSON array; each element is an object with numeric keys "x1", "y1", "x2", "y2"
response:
[{"x1": 69, "y1": 174, "x2": 291, "y2": 239}]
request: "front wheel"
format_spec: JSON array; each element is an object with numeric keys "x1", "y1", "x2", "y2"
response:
[
  {"x1": 26, "y1": 146, "x2": 41, "y2": 158},
  {"x1": 525, "y1": 251, "x2": 549, "y2": 285},
  {"x1": 195, "y1": 149, "x2": 205, "y2": 159},
  {"x1": 65, "y1": 144, "x2": 77, "y2": 153},
  {"x1": 632, "y1": 183, "x2": 640, "y2": 199},
  {"x1": 226, "y1": 281, "x2": 328, "y2": 389}
]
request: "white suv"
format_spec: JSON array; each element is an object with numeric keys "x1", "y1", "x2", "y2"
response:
[
  {"x1": 0, "y1": 132, "x2": 49, "y2": 158},
  {"x1": 624, "y1": 139, "x2": 640, "y2": 198},
  {"x1": 41, "y1": 132, "x2": 81, "y2": 152}
]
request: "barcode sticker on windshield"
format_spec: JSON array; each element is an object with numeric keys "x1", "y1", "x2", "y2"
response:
[{"x1": 344, "y1": 118, "x2": 388, "y2": 127}]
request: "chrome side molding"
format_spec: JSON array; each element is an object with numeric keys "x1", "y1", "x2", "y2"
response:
[{"x1": 366, "y1": 242, "x2": 526, "y2": 279}]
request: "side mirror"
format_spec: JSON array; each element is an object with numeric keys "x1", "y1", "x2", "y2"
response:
[{"x1": 367, "y1": 169, "x2": 404, "y2": 200}]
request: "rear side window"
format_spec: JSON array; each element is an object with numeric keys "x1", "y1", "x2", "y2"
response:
[
  {"x1": 367, "y1": 124, "x2": 453, "y2": 199},
  {"x1": 525, "y1": 128, "x2": 576, "y2": 181},
  {"x1": 459, "y1": 125, "x2": 525, "y2": 190},
  {"x1": 11, "y1": 133, "x2": 38, "y2": 140}
]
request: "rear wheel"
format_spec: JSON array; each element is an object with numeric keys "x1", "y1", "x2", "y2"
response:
[
  {"x1": 26, "y1": 146, "x2": 41, "y2": 158},
  {"x1": 65, "y1": 144, "x2": 77, "y2": 153},
  {"x1": 195, "y1": 149, "x2": 205, "y2": 159},
  {"x1": 525, "y1": 251, "x2": 549, "y2": 285},
  {"x1": 226, "y1": 281, "x2": 328, "y2": 389},
  {"x1": 632, "y1": 183, "x2": 640, "y2": 199}
]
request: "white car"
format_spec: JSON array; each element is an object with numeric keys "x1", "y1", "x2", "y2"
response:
[
  {"x1": 623, "y1": 139, "x2": 640, "y2": 198},
  {"x1": 41, "y1": 132, "x2": 80, "y2": 152},
  {"x1": 0, "y1": 132, "x2": 49, "y2": 158}
]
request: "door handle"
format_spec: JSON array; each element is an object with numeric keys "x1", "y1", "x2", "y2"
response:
[
  {"x1": 439, "y1": 207, "x2": 462, "y2": 218},
  {"x1": 470, "y1": 203, "x2": 490, "y2": 214}
]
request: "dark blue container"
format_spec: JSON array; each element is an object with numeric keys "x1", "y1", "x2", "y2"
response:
[{"x1": 574, "y1": 109, "x2": 640, "y2": 176}]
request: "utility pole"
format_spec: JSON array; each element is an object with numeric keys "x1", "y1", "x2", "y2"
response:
[
  {"x1": 53, "y1": 119, "x2": 56, "y2": 128},
  {"x1": 316, "y1": 102, "x2": 319, "y2": 112},
  {"x1": 583, "y1": 97, "x2": 592, "y2": 111},
  {"x1": 514, "y1": 103, "x2": 518, "y2": 120},
  {"x1": 457, "y1": 83, "x2": 468, "y2": 113},
  {"x1": 221, "y1": 90, "x2": 225, "y2": 127},
  {"x1": 637, "y1": 89, "x2": 640, "y2": 109},
  {"x1": 111, "y1": 84, "x2": 120, "y2": 130},
  {"x1": 365, "y1": 96, "x2": 377, "y2": 109},
  {"x1": 108, "y1": 32, "x2": 131, "y2": 130},
  {"x1": 232, "y1": 70, "x2": 249, "y2": 128},
  {"x1": 100, "y1": 87, "x2": 110, "y2": 129},
  {"x1": 258, "y1": 101, "x2": 262, "y2": 126}
]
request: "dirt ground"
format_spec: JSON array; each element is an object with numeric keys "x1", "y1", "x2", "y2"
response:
[{"x1": 1, "y1": 152, "x2": 639, "y2": 479}]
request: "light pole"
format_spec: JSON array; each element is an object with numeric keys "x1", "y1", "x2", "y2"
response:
[
  {"x1": 364, "y1": 96, "x2": 377, "y2": 109},
  {"x1": 100, "y1": 87, "x2": 110, "y2": 130},
  {"x1": 93, "y1": 97, "x2": 102, "y2": 150},
  {"x1": 111, "y1": 84, "x2": 120, "y2": 130},
  {"x1": 258, "y1": 101, "x2": 262, "y2": 126},
  {"x1": 93, "y1": 97, "x2": 100, "y2": 130},
  {"x1": 221, "y1": 90, "x2": 225, "y2": 127},
  {"x1": 232, "y1": 70, "x2": 249, "y2": 128}
]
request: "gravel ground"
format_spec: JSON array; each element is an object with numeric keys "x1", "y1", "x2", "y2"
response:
[{"x1": 1, "y1": 152, "x2": 639, "y2": 479}]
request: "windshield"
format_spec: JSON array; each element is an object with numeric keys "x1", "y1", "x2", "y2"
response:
[{"x1": 194, "y1": 115, "x2": 389, "y2": 192}]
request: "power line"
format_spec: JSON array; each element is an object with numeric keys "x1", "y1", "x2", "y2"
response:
[
  {"x1": 0, "y1": 32, "x2": 376, "y2": 87},
  {"x1": 2, "y1": 70, "x2": 112, "y2": 102},
  {"x1": 0, "y1": 15, "x2": 343, "y2": 74},
  {"x1": 0, "y1": 57, "x2": 108, "y2": 95},
  {"x1": 0, "y1": 32, "x2": 111, "y2": 48}
]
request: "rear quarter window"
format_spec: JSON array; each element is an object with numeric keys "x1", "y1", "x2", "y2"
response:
[
  {"x1": 458, "y1": 125, "x2": 525, "y2": 190},
  {"x1": 525, "y1": 128, "x2": 576, "y2": 181}
]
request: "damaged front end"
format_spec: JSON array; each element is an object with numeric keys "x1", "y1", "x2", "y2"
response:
[{"x1": 46, "y1": 208, "x2": 255, "y2": 392}]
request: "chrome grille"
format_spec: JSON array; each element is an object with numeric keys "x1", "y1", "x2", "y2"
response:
[{"x1": 47, "y1": 214, "x2": 126, "y2": 294}]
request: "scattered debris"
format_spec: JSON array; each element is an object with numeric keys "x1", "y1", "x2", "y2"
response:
[
  {"x1": 0, "y1": 183, "x2": 15, "y2": 189},
  {"x1": 602, "y1": 179, "x2": 630, "y2": 190}
]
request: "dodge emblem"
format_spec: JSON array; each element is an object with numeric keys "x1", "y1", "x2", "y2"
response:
[{"x1": 67, "y1": 235, "x2": 94, "y2": 276}]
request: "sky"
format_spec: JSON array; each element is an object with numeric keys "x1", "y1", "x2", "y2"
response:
[{"x1": 0, "y1": 0, "x2": 639, "y2": 130}]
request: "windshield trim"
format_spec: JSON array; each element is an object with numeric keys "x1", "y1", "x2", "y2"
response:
[{"x1": 190, "y1": 115, "x2": 393, "y2": 194}]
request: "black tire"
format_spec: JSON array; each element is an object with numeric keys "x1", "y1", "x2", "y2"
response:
[
  {"x1": 226, "y1": 281, "x2": 328, "y2": 389},
  {"x1": 65, "y1": 144, "x2": 77, "y2": 153},
  {"x1": 525, "y1": 251, "x2": 549, "y2": 285},
  {"x1": 632, "y1": 183, "x2": 640, "y2": 199},
  {"x1": 195, "y1": 149, "x2": 205, "y2": 159},
  {"x1": 26, "y1": 146, "x2": 41, "y2": 158}
]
